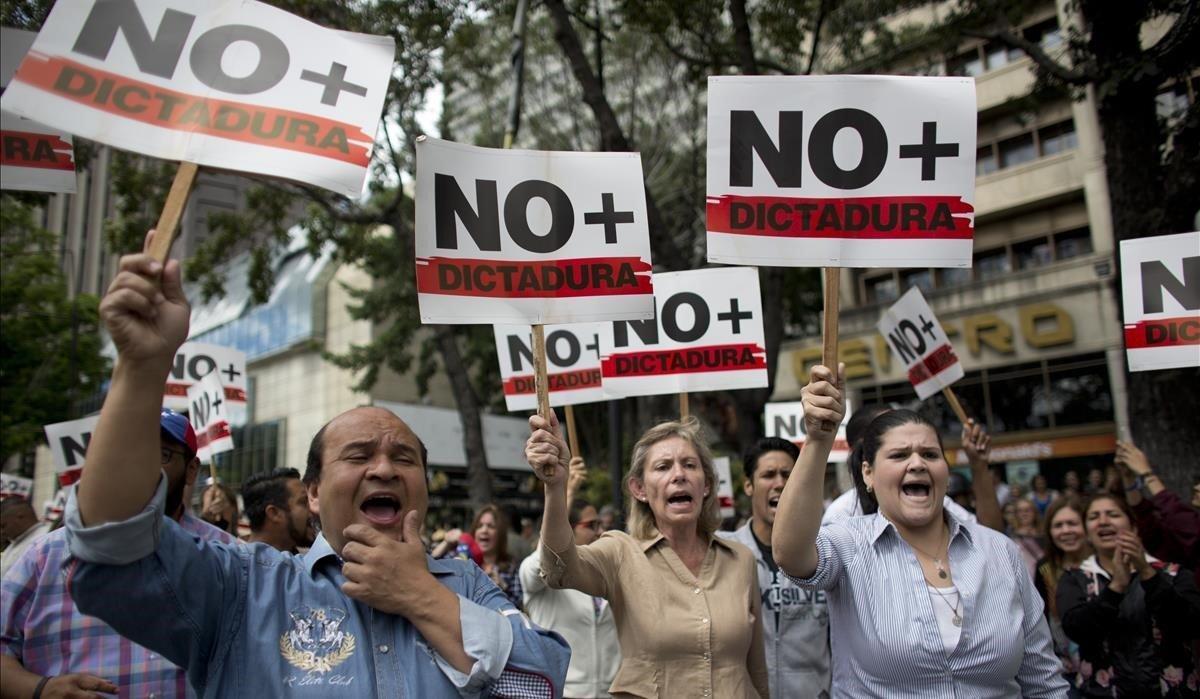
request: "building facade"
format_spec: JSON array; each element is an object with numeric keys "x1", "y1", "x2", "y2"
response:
[{"x1": 774, "y1": 5, "x2": 1137, "y2": 485}]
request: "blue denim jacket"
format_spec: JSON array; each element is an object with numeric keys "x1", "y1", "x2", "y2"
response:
[{"x1": 63, "y1": 476, "x2": 569, "y2": 698}]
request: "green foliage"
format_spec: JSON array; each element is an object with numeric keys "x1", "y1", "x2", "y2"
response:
[{"x1": 0, "y1": 197, "x2": 109, "y2": 463}]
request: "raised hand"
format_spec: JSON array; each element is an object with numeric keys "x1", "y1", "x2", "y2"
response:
[
  {"x1": 566, "y1": 457, "x2": 587, "y2": 500},
  {"x1": 800, "y1": 363, "x2": 845, "y2": 441},
  {"x1": 961, "y1": 419, "x2": 991, "y2": 466},
  {"x1": 1114, "y1": 441, "x2": 1152, "y2": 477},
  {"x1": 527, "y1": 412, "x2": 570, "y2": 486},
  {"x1": 99, "y1": 230, "x2": 189, "y2": 367}
]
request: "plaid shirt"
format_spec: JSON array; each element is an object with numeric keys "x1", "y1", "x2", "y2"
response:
[{"x1": 1, "y1": 513, "x2": 235, "y2": 699}]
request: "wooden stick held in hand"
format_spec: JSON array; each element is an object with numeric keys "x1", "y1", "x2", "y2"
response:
[{"x1": 146, "y1": 162, "x2": 199, "y2": 263}]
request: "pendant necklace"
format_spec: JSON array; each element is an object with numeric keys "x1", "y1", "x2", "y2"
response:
[
  {"x1": 909, "y1": 525, "x2": 951, "y2": 579},
  {"x1": 930, "y1": 585, "x2": 963, "y2": 627}
]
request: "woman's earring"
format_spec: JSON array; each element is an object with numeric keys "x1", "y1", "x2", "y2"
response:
[{"x1": 866, "y1": 484, "x2": 874, "y2": 494}]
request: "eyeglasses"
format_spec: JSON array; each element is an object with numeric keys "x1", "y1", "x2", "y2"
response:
[
  {"x1": 160, "y1": 446, "x2": 186, "y2": 465},
  {"x1": 575, "y1": 519, "x2": 600, "y2": 531}
]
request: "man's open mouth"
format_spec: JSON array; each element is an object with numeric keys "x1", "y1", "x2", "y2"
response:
[{"x1": 360, "y1": 493, "x2": 402, "y2": 525}]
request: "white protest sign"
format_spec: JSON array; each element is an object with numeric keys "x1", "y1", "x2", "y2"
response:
[
  {"x1": 1119, "y1": 232, "x2": 1200, "y2": 372},
  {"x1": 43, "y1": 414, "x2": 100, "y2": 485},
  {"x1": 44, "y1": 488, "x2": 69, "y2": 521},
  {"x1": 713, "y1": 456, "x2": 735, "y2": 519},
  {"x1": 877, "y1": 287, "x2": 964, "y2": 399},
  {"x1": 764, "y1": 400, "x2": 852, "y2": 463},
  {"x1": 706, "y1": 76, "x2": 976, "y2": 268},
  {"x1": 0, "y1": 473, "x2": 34, "y2": 500},
  {"x1": 1, "y1": 27, "x2": 76, "y2": 193},
  {"x1": 493, "y1": 322, "x2": 606, "y2": 411},
  {"x1": 598, "y1": 267, "x2": 768, "y2": 398},
  {"x1": 2, "y1": 0, "x2": 395, "y2": 198},
  {"x1": 187, "y1": 372, "x2": 235, "y2": 464},
  {"x1": 165, "y1": 341, "x2": 247, "y2": 424},
  {"x1": 415, "y1": 137, "x2": 655, "y2": 324}
]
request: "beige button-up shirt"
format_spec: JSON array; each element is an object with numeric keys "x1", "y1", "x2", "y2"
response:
[{"x1": 541, "y1": 528, "x2": 768, "y2": 698}]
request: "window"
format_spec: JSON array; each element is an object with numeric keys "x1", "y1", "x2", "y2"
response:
[
  {"x1": 1024, "y1": 18, "x2": 1063, "y2": 50},
  {"x1": 948, "y1": 50, "x2": 984, "y2": 77},
  {"x1": 213, "y1": 419, "x2": 284, "y2": 487},
  {"x1": 901, "y1": 269, "x2": 933, "y2": 293},
  {"x1": 988, "y1": 362, "x2": 1052, "y2": 432},
  {"x1": 1045, "y1": 356, "x2": 1113, "y2": 426},
  {"x1": 974, "y1": 249, "x2": 1011, "y2": 280},
  {"x1": 1014, "y1": 237, "x2": 1053, "y2": 270},
  {"x1": 865, "y1": 274, "x2": 899, "y2": 304},
  {"x1": 939, "y1": 268, "x2": 972, "y2": 287},
  {"x1": 1039, "y1": 121, "x2": 1077, "y2": 156},
  {"x1": 985, "y1": 41, "x2": 1023, "y2": 71},
  {"x1": 977, "y1": 145, "x2": 999, "y2": 176},
  {"x1": 998, "y1": 132, "x2": 1037, "y2": 168},
  {"x1": 1054, "y1": 228, "x2": 1093, "y2": 260}
]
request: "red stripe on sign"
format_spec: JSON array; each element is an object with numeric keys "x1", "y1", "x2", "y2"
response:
[
  {"x1": 907, "y1": 344, "x2": 960, "y2": 385},
  {"x1": 58, "y1": 467, "x2": 83, "y2": 487},
  {"x1": 416, "y1": 256, "x2": 653, "y2": 298},
  {"x1": 196, "y1": 421, "x2": 232, "y2": 448},
  {"x1": 706, "y1": 194, "x2": 974, "y2": 239},
  {"x1": 502, "y1": 368, "x2": 603, "y2": 396},
  {"x1": 0, "y1": 130, "x2": 74, "y2": 170},
  {"x1": 164, "y1": 383, "x2": 246, "y2": 402},
  {"x1": 14, "y1": 54, "x2": 372, "y2": 166},
  {"x1": 601, "y1": 343, "x2": 767, "y2": 378},
  {"x1": 1124, "y1": 316, "x2": 1200, "y2": 349}
]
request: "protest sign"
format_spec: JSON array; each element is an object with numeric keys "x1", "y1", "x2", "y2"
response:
[
  {"x1": 494, "y1": 323, "x2": 605, "y2": 412},
  {"x1": 0, "y1": 473, "x2": 34, "y2": 501},
  {"x1": 713, "y1": 456, "x2": 735, "y2": 519},
  {"x1": 764, "y1": 400, "x2": 852, "y2": 463},
  {"x1": 187, "y1": 371, "x2": 235, "y2": 465},
  {"x1": 1, "y1": 27, "x2": 76, "y2": 193},
  {"x1": 165, "y1": 341, "x2": 247, "y2": 424},
  {"x1": 706, "y1": 75, "x2": 976, "y2": 268},
  {"x1": 44, "y1": 488, "x2": 69, "y2": 521},
  {"x1": 598, "y1": 267, "x2": 768, "y2": 398},
  {"x1": 1119, "y1": 231, "x2": 1200, "y2": 372},
  {"x1": 877, "y1": 287, "x2": 965, "y2": 400},
  {"x1": 415, "y1": 137, "x2": 655, "y2": 325},
  {"x1": 2, "y1": 0, "x2": 394, "y2": 199},
  {"x1": 43, "y1": 414, "x2": 100, "y2": 485}
]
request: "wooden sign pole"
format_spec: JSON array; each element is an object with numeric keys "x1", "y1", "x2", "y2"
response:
[
  {"x1": 209, "y1": 462, "x2": 219, "y2": 484},
  {"x1": 532, "y1": 324, "x2": 552, "y2": 419},
  {"x1": 679, "y1": 392, "x2": 689, "y2": 420},
  {"x1": 942, "y1": 386, "x2": 970, "y2": 426},
  {"x1": 146, "y1": 161, "x2": 200, "y2": 263},
  {"x1": 565, "y1": 404, "x2": 580, "y2": 458},
  {"x1": 820, "y1": 268, "x2": 840, "y2": 430}
]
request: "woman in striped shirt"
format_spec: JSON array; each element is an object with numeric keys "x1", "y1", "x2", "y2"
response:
[{"x1": 773, "y1": 364, "x2": 1067, "y2": 698}]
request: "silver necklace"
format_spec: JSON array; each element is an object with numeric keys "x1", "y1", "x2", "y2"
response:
[
  {"x1": 929, "y1": 585, "x2": 963, "y2": 627},
  {"x1": 909, "y1": 527, "x2": 951, "y2": 579}
]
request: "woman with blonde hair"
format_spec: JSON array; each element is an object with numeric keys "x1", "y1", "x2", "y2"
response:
[{"x1": 527, "y1": 412, "x2": 767, "y2": 698}]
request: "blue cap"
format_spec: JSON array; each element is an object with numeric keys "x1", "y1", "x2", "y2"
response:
[{"x1": 160, "y1": 408, "x2": 198, "y2": 458}]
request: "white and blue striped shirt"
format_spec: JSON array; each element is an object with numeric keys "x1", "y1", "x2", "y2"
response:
[{"x1": 787, "y1": 510, "x2": 1068, "y2": 698}]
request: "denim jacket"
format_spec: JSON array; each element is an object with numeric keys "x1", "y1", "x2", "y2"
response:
[{"x1": 63, "y1": 475, "x2": 569, "y2": 698}]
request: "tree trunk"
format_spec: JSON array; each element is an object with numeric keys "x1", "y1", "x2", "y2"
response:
[
  {"x1": 1084, "y1": 0, "x2": 1200, "y2": 494},
  {"x1": 434, "y1": 325, "x2": 493, "y2": 508},
  {"x1": 543, "y1": 0, "x2": 686, "y2": 267}
]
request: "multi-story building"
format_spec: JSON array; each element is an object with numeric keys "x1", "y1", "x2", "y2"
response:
[{"x1": 774, "y1": 5, "x2": 1135, "y2": 485}]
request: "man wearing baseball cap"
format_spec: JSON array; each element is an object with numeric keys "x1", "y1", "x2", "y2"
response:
[{"x1": 1, "y1": 410, "x2": 236, "y2": 698}]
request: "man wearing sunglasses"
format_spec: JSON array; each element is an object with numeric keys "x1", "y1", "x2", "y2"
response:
[{"x1": 0, "y1": 409, "x2": 236, "y2": 699}]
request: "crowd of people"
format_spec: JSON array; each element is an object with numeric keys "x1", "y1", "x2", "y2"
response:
[{"x1": 1, "y1": 237, "x2": 1198, "y2": 699}]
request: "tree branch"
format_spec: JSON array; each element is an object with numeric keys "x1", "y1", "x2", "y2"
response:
[
  {"x1": 728, "y1": 0, "x2": 758, "y2": 75},
  {"x1": 805, "y1": 0, "x2": 829, "y2": 75},
  {"x1": 544, "y1": 0, "x2": 687, "y2": 266},
  {"x1": 1144, "y1": 1, "x2": 1200, "y2": 76},
  {"x1": 962, "y1": 24, "x2": 1093, "y2": 85}
]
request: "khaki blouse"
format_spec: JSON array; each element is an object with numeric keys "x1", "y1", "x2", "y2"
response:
[{"x1": 540, "y1": 528, "x2": 768, "y2": 698}]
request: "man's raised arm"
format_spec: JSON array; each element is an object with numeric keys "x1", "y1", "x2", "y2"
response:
[{"x1": 78, "y1": 230, "x2": 191, "y2": 526}]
